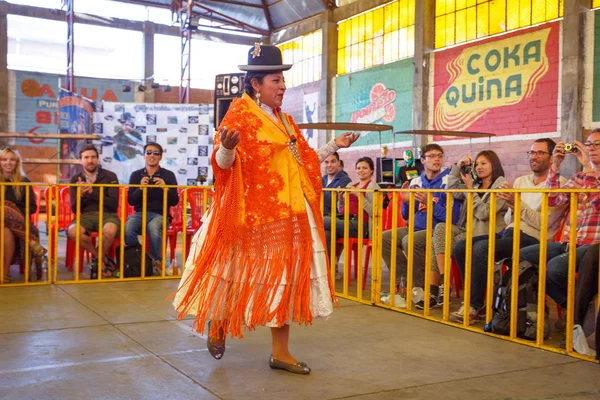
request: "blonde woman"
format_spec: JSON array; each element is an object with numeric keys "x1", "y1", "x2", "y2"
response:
[{"x1": 0, "y1": 147, "x2": 45, "y2": 282}]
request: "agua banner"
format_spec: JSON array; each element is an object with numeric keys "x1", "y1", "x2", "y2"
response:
[
  {"x1": 92, "y1": 102, "x2": 214, "y2": 185},
  {"x1": 58, "y1": 89, "x2": 95, "y2": 180},
  {"x1": 433, "y1": 22, "x2": 559, "y2": 138},
  {"x1": 14, "y1": 70, "x2": 134, "y2": 146}
]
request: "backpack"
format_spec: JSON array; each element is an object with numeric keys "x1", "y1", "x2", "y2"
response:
[
  {"x1": 116, "y1": 244, "x2": 154, "y2": 278},
  {"x1": 485, "y1": 259, "x2": 550, "y2": 340}
]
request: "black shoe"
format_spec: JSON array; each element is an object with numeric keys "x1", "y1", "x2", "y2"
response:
[
  {"x1": 90, "y1": 258, "x2": 99, "y2": 280},
  {"x1": 416, "y1": 294, "x2": 440, "y2": 310}
]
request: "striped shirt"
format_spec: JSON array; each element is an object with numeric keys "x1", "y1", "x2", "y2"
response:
[{"x1": 547, "y1": 169, "x2": 600, "y2": 245}]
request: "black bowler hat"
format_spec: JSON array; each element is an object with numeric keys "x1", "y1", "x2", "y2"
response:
[{"x1": 238, "y1": 43, "x2": 292, "y2": 72}]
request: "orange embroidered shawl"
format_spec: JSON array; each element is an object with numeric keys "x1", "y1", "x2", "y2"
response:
[{"x1": 176, "y1": 94, "x2": 334, "y2": 337}]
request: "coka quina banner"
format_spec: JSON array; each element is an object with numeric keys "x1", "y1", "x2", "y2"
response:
[{"x1": 433, "y1": 22, "x2": 559, "y2": 138}]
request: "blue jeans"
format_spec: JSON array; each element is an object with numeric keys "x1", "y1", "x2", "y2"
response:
[
  {"x1": 453, "y1": 228, "x2": 540, "y2": 309},
  {"x1": 519, "y1": 242, "x2": 590, "y2": 306},
  {"x1": 125, "y1": 212, "x2": 164, "y2": 262}
]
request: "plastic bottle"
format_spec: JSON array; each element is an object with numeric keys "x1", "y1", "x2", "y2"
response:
[
  {"x1": 166, "y1": 258, "x2": 179, "y2": 276},
  {"x1": 412, "y1": 287, "x2": 424, "y2": 304},
  {"x1": 398, "y1": 275, "x2": 406, "y2": 298}
]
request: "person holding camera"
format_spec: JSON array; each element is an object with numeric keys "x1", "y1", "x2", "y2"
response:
[
  {"x1": 432, "y1": 150, "x2": 508, "y2": 312},
  {"x1": 518, "y1": 130, "x2": 600, "y2": 331},
  {"x1": 125, "y1": 143, "x2": 179, "y2": 276}
]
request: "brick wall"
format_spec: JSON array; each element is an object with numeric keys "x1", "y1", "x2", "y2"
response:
[{"x1": 153, "y1": 87, "x2": 213, "y2": 104}]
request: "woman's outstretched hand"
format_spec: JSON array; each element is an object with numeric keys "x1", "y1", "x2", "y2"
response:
[
  {"x1": 219, "y1": 126, "x2": 240, "y2": 150},
  {"x1": 334, "y1": 132, "x2": 360, "y2": 149}
]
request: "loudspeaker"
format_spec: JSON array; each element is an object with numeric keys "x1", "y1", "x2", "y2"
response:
[{"x1": 214, "y1": 73, "x2": 245, "y2": 129}]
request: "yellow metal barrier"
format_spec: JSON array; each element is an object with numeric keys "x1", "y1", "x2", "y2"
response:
[{"x1": 323, "y1": 185, "x2": 599, "y2": 364}]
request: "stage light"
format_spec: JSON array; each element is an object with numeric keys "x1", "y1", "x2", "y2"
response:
[
  {"x1": 138, "y1": 84, "x2": 146, "y2": 92},
  {"x1": 151, "y1": 82, "x2": 160, "y2": 89},
  {"x1": 122, "y1": 84, "x2": 131, "y2": 92},
  {"x1": 162, "y1": 85, "x2": 172, "y2": 92}
]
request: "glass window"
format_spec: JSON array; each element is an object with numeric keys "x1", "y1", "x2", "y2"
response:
[
  {"x1": 435, "y1": 0, "x2": 563, "y2": 49},
  {"x1": 337, "y1": 0, "x2": 415, "y2": 75},
  {"x1": 154, "y1": 35, "x2": 248, "y2": 89},
  {"x1": 594, "y1": 0, "x2": 600, "y2": 8},
  {"x1": 277, "y1": 30, "x2": 322, "y2": 88},
  {"x1": 8, "y1": 15, "x2": 67, "y2": 74}
]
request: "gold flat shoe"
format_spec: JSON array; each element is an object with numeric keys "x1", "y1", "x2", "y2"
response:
[
  {"x1": 207, "y1": 320, "x2": 225, "y2": 360},
  {"x1": 269, "y1": 355, "x2": 311, "y2": 374}
]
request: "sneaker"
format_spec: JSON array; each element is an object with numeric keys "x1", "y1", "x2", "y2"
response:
[
  {"x1": 437, "y1": 283, "x2": 448, "y2": 306},
  {"x1": 152, "y1": 260, "x2": 162, "y2": 277},
  {"x1": 415, "y1": 294, "x2": 441, "y2": 310},
  {"x1": 449, "y1": 303, "x2": 483, "y2": 324}
]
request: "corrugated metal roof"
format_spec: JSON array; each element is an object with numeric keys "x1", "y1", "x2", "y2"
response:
[{"x1": 118, "y1": 0, "x2": 328, "y2": 34}]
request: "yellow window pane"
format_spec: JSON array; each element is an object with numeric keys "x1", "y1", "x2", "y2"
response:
[
  {"x1": 506, "y1": 0, "x2": 519, "y2": 31},
  {"x1": 338, "y1": 21, "x2": 346, "y2": 49},
  {"x1": 399, "y1": 27, "x2": 408, "y2": 59},
  {"x1": 358, "y1": 41, "x2": 365, "y2": 71},
  {"x1": 546, "y1": 0, "x2": 558, "y2": 20},
  {"x1": 303, "y1": 36, "x2": 312, "y2": 59},
  {"x1": 519, "y1": 0, "x2": 531, "y2": 28},
  {"x1": 390, "y1": 1, "x2": 399, "y2": 31},
  {"x1": 477, "y1": 0, "x2": 486, "y2": 3},
  {"x1": 466, "y1": 6, "x2": 477, "y2": 41},
  {"x1": 307, "y1": 57, "x2": 313, "y2": 83},
  {"x1": 373, "y1": 8, "x2": 384, "y2": 37},
  {"x1": 391, "y1": 29, "x2": 399, "y2": 61},
  {"x1": 532, "y1": 0, "x2": 545, "y2": 24},
  {"x1": 489, "y1": 0, "x2": 506, "y2": 34},
  {"x1": 314, "y1": 31, "x2": 322, "y2": 55},
  {"x1": 345, "y1": 45, "x2": 352, "y2": 72},
  {"x1": 365, "y1": 39, "x2": 374, "y2": 69},
  {"x1": 467, "y1": 0, "x2": 476, "y2": 6},
  {"x1": 351, "y1": 43, "x2": 359, "y2": 72},
  {"x1": 559, "y1": 0, "x2": 563, "y2": 16},
  {"x1": 456, "y1": 0, "x2": 467, "y2": 10},
  {"x1": 455, "y1": 9, "x2": 467, "y2": 44},
  {"x1": 595, "y1": 0, "x2": 600, "y2": 8},
  {"x1": 373, "y1": 35, "x2": 384, "y2": 65},
  {"x1": 477, "y1": 3, "x2": 489, "y2": 38},
  {"x1": 337, "y1": 47, "x2": 345, "y2": 75},
  {"x1": 346, "y1": 21, "x2": 352, "y2": 47},
  {"x1": 358, "y1": 14, "x2": 366, "y2": 42},
  {"x1": 435, "y1": 15, "x2": 446, "y2": 48},
  {"x1": 400, "y1": 0, "x2": 409, "y2": 28},
  {"x1": 351, "y1": 17, "x2": 360, "y2": 44},
  {"x1": 315, "y1": 55, "x2": 321, "y2": 80},
  {"x1": 384, "y1": 4, "x2": 393, "y2": 33},
  {"x1": 436, "y1": 0, "x2": 445, "y2": 17},
  {"x1": 445, "y1": 12, "x2": 455, "y2": 47},
  {"x1": 407, "y1": 25, "x2": 415, "y2": 57},
  {"x1": 384, "y1": 33, "x2": 393, "y2": 63},
  {"x1": 365, "y1": 12, "x2": 374, "y2": 40},
  {"x1": 407, "y1": 0, "x2": 415, "y2": 25},
  {"x1": 446, "y1": 0, "x2": 456, "y2": 14}
]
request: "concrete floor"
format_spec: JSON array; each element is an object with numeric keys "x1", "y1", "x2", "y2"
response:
[{"x1": 1, "y1": 281, "x2": 599, "y2": 400}]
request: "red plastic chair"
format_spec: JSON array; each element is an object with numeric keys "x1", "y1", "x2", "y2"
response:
[
  {"x1": 47, "y1": 186, "x2": 74, "y2": 265},
  {"x1": 336, "y1": 237, "x2": 372, "y2": 288},
  {"x1": 165, "y1": 188, "x2": 185, "y2": 262},
  {"x1": 184, "y1": 188, "x2": 212, "y2": 257},
  {"x1": 30, "y1": 186, "x2": 42, "y2": 228}
]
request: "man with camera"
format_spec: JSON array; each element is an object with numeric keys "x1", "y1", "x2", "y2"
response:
[
  {"x1": 518, "y1": 130, "x2": 600, "y2": 325},
  {"x1": 125, "y1": 143, "x2": 179, "y2": 276}
]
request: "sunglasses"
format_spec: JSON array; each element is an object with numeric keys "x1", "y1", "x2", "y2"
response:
[{"x1": 145, "y1": 150, "x2": 162, "y2": 156}]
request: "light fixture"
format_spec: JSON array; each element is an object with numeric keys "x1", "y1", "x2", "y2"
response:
[
  {"x1": 151, "y1": 82, "x2": 160, "y2": 89},
  {"x1": 162, "y1": 85, "x2": 172, "y2": 92},
  {"x1": 138, "y1": 84, "x2": 146, "y2": 92},
  {"x1": 122, "y1": 84, "x2": 131, "y2": 92}
]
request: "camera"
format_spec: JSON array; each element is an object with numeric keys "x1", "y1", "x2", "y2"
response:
[
  {"x1": 460, "y1": 163, "x2": 473, "y2": 175},
  {"x1": 563, "y1": 143, "x2": 578, "y2": 154}
]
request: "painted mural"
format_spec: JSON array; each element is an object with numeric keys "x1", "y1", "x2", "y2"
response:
[
  {"x1": 433, "y1": 22, "x2": 560, "y2": 139},
  {"x1": 14, "y1": 70, "x2": 135, "y2": 146},
  {"x1": 335, "y1": 58, "x2": 413, "y2": 147}
]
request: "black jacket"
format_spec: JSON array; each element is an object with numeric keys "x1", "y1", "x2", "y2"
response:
[
  {"x1": 127, "y1": 166, "x2": 179, "y2": 214},
  {"x1": 4, "y1": 177, "x2": 37, "y2": 216},
  {"x1": 69, "y1": 168, "x2": 119, "y2": 214}
]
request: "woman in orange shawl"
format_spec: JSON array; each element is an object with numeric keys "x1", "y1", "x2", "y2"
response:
[{"x1": 173, "y1": 44, "x2": 358, "y2": 374}]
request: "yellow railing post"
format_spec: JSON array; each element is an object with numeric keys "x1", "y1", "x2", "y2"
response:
[
  {"x1": 388, "y1": 191, "x2": 398, "y2": 307},
  {"x1": 74, "y1": 185, "x2": 82, "y2": 282},
  {"x1": 509, "y1": 192, "x2": 521, "y2": 339},
  {"x1": 370, "y1": 191, "x2": 383, "y2": 304},
  {"x1": 442, "y1": 193, "x2": 453, "y2": 321},
  {"x1": 463, "y1": 192, "x2": 474, "y2": 328},
  {"x1": 181, "y1": 188, "x2": 188, "y2": 273},
  {"x1": 536, "y1": 192, "x2": 549, "y2": 345},
  {"x1": 161, "y1": 187, "x2": 169, "y2": 277},
  {"x1": 565, "y1": 193, "x2": 578, "y2": 353},
  {"x1": 24, "y1": 186, "x2": 30, "y2": 283},
  {"x1": 97, "y1": 186, "x2": 104, "y2": 281},
  {"x1": 329, "y1": 191, "x2": 338, "y2": 285},
  {"x1": 0, "y1": 184, "x2": 5, "y2": 284},
  {"x1": 484, "y1": 192, "x2": 497, "y2": 324},
  {"x1": 423, "y1": 191, "x2": 433, "y2": 316},
  {"x1": 357, "y1": 192, "x2": 365, "y2": 300},
  {"x1": 406, "y1": 192, "x2": 415, "y2": 309},
  {"x1": 119, "y1": 187, "x2": 126, "y2": 280},
  {"x1": 342, "y1": 188, "x2": 350, "y2": 296},
  {"x1": 141, "y1": 187, "x2": 148, "y2": 279}
]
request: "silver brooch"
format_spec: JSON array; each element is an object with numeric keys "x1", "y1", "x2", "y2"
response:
[{"x1": 251, "y1": 42, "x2": 262, "y2": 59}]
